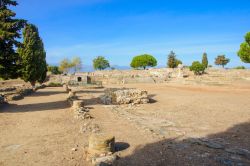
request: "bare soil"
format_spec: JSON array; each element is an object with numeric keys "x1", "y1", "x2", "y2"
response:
[{"x1": 0, "y1": 83, "x2": 250, "y2": 166}]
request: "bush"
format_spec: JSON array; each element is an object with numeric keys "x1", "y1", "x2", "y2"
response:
[
  {"x1": 47, "y1": 65, "x2": 62, "y2": 75},
  {"x1": 234, "y1": 66, "x2": 246, "y2": 69},
  {"x1": 130, "y1": 54, "x2": 157, "y2": 69},
  {"x1": 189, "y1": 61, "x2": 205, "y2": 75},
  {"x1": 47, "y1": 82, "x2": 63, "y2": 87}
]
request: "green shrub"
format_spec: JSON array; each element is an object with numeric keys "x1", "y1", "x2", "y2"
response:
[
  {"x1": 189, "y1": 61, "x2": 205, "y2": 75},
  {"x1": 47, "y1": 65, "x2": 62, "y2": 75},
  {"x1": 234, "y1": 66, "x2": 246, "y2": 69},
  {"x1": 47, "y1": 82, "x2": 62, "y2": 87}
]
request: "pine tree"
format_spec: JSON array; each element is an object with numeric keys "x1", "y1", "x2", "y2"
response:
[
  {"x1": 18, "y1": 24, "x2": 47, "y2": 86},
  {"x1": 238, "y1": 32, "x2": 250, "y2": 63},
  {"x1": 0, "y1": 0, "x2": 26, "y2": 79},
  {"x1": 93, "y1": 56, "x2": 110, "y2": 70},
  {"x1": 202, "y1": 52, "x2": 208, "y2": 68}
]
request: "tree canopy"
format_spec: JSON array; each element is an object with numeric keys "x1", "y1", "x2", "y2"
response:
[
  {"x1": 93, "y1": 56, "x2": 110, "y2": 70},
  {"x1": 215, "y1": 55, "x2": 230, "y2": 68},
  {"x1": 0, "y1": 0, "x2": 26, "y2": 79},
  {"x1": 18, "y1": 24, "x2": 47, "y2": 85},
  {"x1": 238, "y1": 32, "x2": 250, "y2": 63},
  {"x1": 59, "y1": 58, "x2": 72, "y2": 74},
  {"x1": 130, "y1": 54, "x2": 157, "y2": 69},
  {"x1": 71, "y1": 56, "x2": 82, "y2": 73},
  {"x1": 58, "y1": 57, "x2": 82, "y2": 73},
  {"x1": 47, "y1": 65, "x2": 62, "y2": 75}
]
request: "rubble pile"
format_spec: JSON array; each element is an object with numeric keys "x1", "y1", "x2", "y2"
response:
[{"x1": 100, "y1": 88, "x2": 149, "y2": 105}]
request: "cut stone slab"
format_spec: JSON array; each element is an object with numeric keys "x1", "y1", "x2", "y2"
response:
[{"x1": 88, "y1": 134, "x2": 115, "y2": 155}]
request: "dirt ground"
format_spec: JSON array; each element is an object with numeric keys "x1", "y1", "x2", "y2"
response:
[{"x1": 0, "y1": 83, "x2": 250, "y2": 166}]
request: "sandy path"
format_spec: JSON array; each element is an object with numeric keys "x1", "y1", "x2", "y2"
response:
[
  {"x1": 0, "y1": 87, "x2": 85, "y2": 166},
  {"x1": 0, "y1": 87, "x2": 154, "y2": 166}
]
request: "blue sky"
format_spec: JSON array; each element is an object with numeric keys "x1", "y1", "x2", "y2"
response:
[{"x1": 14, "y1": 0, "x2": 250, "y2": 69}]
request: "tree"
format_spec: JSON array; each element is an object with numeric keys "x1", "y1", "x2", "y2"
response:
[
  {"x1": 0, "y1": 0, "x2": 26, "y2": 79},
  {"x1": 202, "y1": 52, "x2": 208, "y2": 68},
  {"x1": 167, "y1": 51, "x2": 182, "y2": 68},
  {"x1": 130, "y1": 54, "x2": 157, "y2": 69},
  {"x1": 238, "y1": 32, "x2": 250, "y2": 63},
  {"x1": 59, "y1": 58, "x2": 72, "y2": 74},
  {"x1": 18, "y1": 24, "x2": 47, "y2": 86},
  {"x1": 189, "y1": 61, "x2": 205, "y2": 75},
  {"x1": 176, "y1": 59, "x2": 183, "y2": 66},
  {"x1": 215, "y1": 55, "x2": 230, "y2": 68},
  {"x1": 47, "y1": 65, "x2": 62, "y2": 75},
  {"x1": 93, "y1": 56, "x2": 110, "y2": 70},
  {"x1": 71, "y1": 56, "x2": 82, "y2": 73}
]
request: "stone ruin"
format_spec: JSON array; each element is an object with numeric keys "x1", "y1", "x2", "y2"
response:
[
  {"x1": 100, "y1": 88, "x2": 149, "y2": 105},
  {"x1": 86, "y1": 134, "x2": 117, "y2": 165},
  {"x1": 66, "y1": 88, "x2": 92, "y2": 120}
]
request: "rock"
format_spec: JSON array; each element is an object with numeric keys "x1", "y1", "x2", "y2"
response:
[
  {"x1": 100, "y1": 89, "x2": 149, "y2": 105},
  {"x1": 88, "y1": 134, "x2": 115, "y2": 155},
  {"x1": 63, "y1": 84, "x2": 70, "y2": 92},
  {"x1": 74, "y1": 110, "x2": 92, "y2": 120},
  {"x1": 92, "y1": 155, "x2": 117, "y2": 166},
  {"x1": 67, "y1": 91, "x2": 78, "y2": 105},
  {"x1": 71, "y1": 148, "x2": 77, "y2": 151},
  {"x1": 72, "y1": 100, "x2": 84, "y2": 109},
  {"x1": 0, "y1": 87, "x2": 16, "y2": 92},
  {"x1": 7, "y1": 94, "x2": 23, "y2": 101},
  {"x1": 225, "y1": 148, "x2": 250, "y2": 159},
  {"x1": 81, "y1": 123, "x2": 100, "y2": 133},
  {"x1": 68, "y1": 91, "x2": 76, "y2": 99},
  {"x1": 18, "y1": 88, "x2": 33, "y2": 96},
  {"x1": 190, "y1": 138, "x2": 224, "y2": 149}
]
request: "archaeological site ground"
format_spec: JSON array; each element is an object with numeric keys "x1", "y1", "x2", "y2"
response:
[{"x1": 0, "y1": 68, "x2": 250, "y2": 166}]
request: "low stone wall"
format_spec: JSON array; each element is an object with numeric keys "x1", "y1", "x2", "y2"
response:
[
  {"x1": 100, "y1": 88, "x2": 149, "y2": 105},
  {"x1": 67, "y1": 90, "x2": 92, "y2": 120}
]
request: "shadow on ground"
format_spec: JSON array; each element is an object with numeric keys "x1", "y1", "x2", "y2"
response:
[
  {"x1": 114, "y1": 122, "x2": 250, "y2": 166},
  {"x1": 0, "y1": 100, "x2": 70, "y2": 113},
  {"x1": 30, "y1": 90, "x2": 67, "y2": 97}
]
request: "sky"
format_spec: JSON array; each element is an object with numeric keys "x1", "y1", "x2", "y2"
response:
[{"x1": 13, "y1": 0, "x2": 250, "y2": 70}]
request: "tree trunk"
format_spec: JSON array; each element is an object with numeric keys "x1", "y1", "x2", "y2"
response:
[{"x1": 30, "y1": 81, "x2": 36, "y2": 88}]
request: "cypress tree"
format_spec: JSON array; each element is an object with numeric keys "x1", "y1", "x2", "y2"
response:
[
  {"x1": 0, "y1": 0, "x2": 26, "y2": 79},
  {"x1": 202, "y1": 52, "x2": 208, "y2": 68},
  {"x1": 167, "y1": 51, "x2": 177, "y2": 68},
  {"x1": 18, "y1": 24, "x2": 47, "y2": 86}
]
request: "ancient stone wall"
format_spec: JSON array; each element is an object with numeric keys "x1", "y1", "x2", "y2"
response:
[{"x1": 46, "y1": 68, "x2": 250, "y2": 86}]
